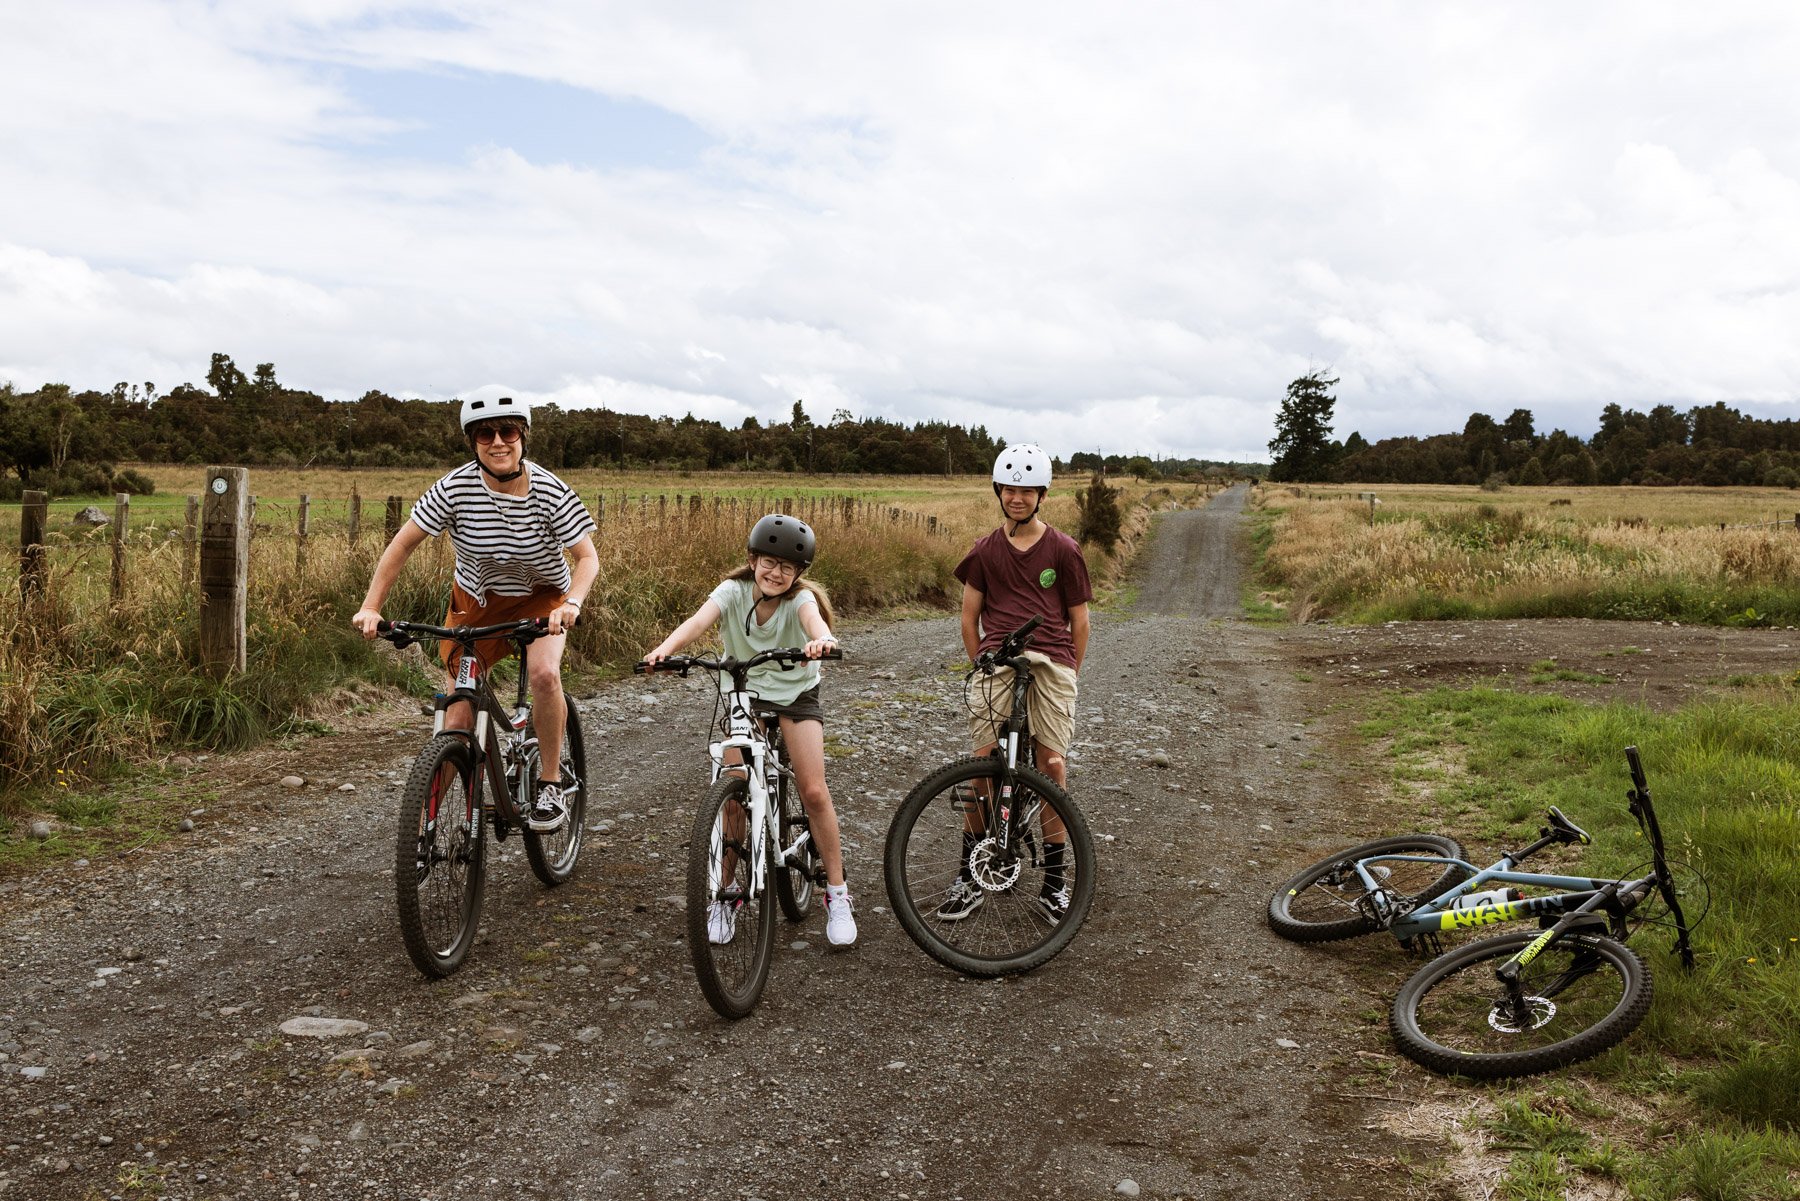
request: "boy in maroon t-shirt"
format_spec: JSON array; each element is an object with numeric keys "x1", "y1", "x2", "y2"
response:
[{"x1": 939, "y1": 443, "x2": 1092, "y2": 923}]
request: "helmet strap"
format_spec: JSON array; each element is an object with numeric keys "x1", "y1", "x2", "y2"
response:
[{"x1": 476, "y1": 458, "x2": 525, "y2": 484}]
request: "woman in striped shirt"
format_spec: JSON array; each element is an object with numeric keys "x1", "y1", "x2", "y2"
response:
[{"x1": 352, "y1": 396, "x2": 599, "y2": 832}]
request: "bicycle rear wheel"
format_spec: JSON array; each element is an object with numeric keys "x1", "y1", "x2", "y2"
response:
[
  {"x1": 1267, "y1": 834, "x2": 1468, "y2": 943},
  {"x1": 884, "y1": 756, "x2": 1095, "y2": 977},
  {"x1": 686, "y1": 774, "x2": 775, "y2": 1018},
  {"x1": 523, "y1": 700, "x2": 587, "y2": 887},
  {"x1": 394, "y1": 734, "x2": 487, "y2": 978},
  {"x1": 1391, "y1": 929, "x2": 1652, "y2": 1078},
  {"x1": 774, "y1": 769, "x2": 819, "y2": 922}
]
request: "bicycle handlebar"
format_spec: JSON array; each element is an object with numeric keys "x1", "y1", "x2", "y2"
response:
[
  {"x1": 975, "y1": 616, "x2": 1044, "y2": 672},
  {"x1": 376, "y1": 616, "x2": 560, "y2": 651},
  {"x1": 634, "y1": 646, "x2": 845, "y2": 676}
]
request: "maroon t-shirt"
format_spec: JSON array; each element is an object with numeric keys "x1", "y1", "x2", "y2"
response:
[{"x1": 954, "y1": 524, "x2": 1093, "y2": 669}]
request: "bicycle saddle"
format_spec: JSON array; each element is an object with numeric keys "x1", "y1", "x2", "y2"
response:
[{"x1": 1543, "y1": 806, "x2": 1591, "y2": 845}]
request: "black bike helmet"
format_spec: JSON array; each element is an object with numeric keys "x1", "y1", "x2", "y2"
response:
[{"x1": 747, "y1": 513, "x2": 815, "y2": 569}]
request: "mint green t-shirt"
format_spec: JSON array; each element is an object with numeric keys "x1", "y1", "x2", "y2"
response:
[{"x1": 707, "y1": 578, "x2": 822, "y2": 706}]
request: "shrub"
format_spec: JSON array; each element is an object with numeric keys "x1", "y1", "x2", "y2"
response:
[{"x1": 1074, "y1": 470, "x2": 1123, "y2": 553}]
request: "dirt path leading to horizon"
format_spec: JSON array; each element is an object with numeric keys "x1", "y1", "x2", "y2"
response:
[{"x1": 5, "y1": 485, "x2": 1797, "y2": 1200}]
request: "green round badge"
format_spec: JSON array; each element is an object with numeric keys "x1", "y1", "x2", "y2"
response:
[{"x1": 1038, "y1": 568, "x2": 1057, "y2": 588}]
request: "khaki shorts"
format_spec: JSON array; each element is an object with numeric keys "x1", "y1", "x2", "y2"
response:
[{"x1": 966, "y1": 650, "x2": 1078, "y2": 756}]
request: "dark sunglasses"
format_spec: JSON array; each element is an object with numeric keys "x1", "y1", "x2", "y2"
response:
[{"x1": 472, "y1": 423, "x2": 524, "y2": 445}]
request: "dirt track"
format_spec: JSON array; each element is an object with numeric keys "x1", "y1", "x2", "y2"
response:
[{"x1": 5, "y1": 483, "x2": 1797, "y2": 1201}]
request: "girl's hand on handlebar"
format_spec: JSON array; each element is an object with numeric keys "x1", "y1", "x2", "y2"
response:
[
  {"x1": 352, "y1": 608, "x2": 383, "y2": 639},
  {"x1": 803, "y1": 638, "x2": 840, "y2": 660}
]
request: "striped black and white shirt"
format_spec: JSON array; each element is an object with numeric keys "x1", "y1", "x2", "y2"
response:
[{"x1": 410, "y1": 461, "x2": 596, "y2": 604}]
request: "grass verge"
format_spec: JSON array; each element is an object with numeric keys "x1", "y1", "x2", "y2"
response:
[{"x1": 1356, "y1": 680, "x2": 1800, "y2": 1199}]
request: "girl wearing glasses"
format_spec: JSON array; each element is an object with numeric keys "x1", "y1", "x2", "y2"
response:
[
  {"x1": 643, "y1": 514, "x2": 856, "y2": 948},
  {"x1": 352, "y1": 396, "x2": 598, "y2": 833}
]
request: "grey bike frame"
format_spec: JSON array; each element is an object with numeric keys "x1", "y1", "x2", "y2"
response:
[{"x1": 1357, "y1": 852, "x2": 1633, "y2": 941}]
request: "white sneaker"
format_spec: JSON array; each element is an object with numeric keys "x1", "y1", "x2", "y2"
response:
[
  {"x1": 707, "y1": 900, "x2": 736, "y2": 945},
  {"x1": 825, "y1": 887, "x2": 857, "y2": 947}
]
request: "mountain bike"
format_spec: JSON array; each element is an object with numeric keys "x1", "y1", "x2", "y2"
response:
[
  {"x1": 1267, "y1": 746, "x2": 1699, "y2": 1078},
  {"x1": 377, "y1": 618, "x2": 588, "y2": 978},
  {"x1": 635, "y1": 646, "x2": 839, "y2": 1019},
  {"x1": 883, "y1": 616, "x2": 1096, "y2": 977}
]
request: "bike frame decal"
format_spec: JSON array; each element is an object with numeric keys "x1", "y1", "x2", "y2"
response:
[
  {"x1": 1510, "y1": 925, "x2": 1560, "y2": 971},
  {"x1": 1437, "y1": 898, "x2": 1528, "y2": 931}
]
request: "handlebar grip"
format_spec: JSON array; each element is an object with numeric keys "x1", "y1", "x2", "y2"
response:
[
  {"x1": 376, "y1": 620, "x2": 392, "y2": 633},
  {"x1": 1625, "y1": 745, "x2": 1647, "y2": 790},
  {"x1": 819, "y1": 647, "x2": 844, "y2": 661},
  {"x1": 632, "y1": 661, "x2": 649, "y2": 674}
]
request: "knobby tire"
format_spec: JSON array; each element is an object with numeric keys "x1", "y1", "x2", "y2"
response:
[
  {"x1": 1267, "y1": 834, "x2": 1468, "y2": 943},
  {"x1": 394, "y1": 734, "x2": 486, "y2": 978},
  {"x1": 1390, "y1": 929, "x2": 1652, "y2": 1079},
  {"x1": 884, "y1": 756, "x2": 1095, "y2": 978}
]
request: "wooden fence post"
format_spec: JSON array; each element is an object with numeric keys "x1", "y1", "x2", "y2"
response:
[
  {"x1": 183, "y1": 495, "x2": 199, "y2": 593},
  {"x1": 594, "y1": 494, "x2": 604, "y2": 527},
  {"x1": 348, "y1": 490, "x2": 362, "y2": 548},
  {"x1": 296, "y1": 494, "x2": 310, "y2": 576},
  {"x1": 199, "y1": 467, "x2": 250, "y2": 678},
  {"x1": 658, "y1": 494, "x2": 667, "y2": 524},
  {"x1": 385, "y1": 496, "x2": 403, "y2": 542},
  {"x1": 110, "y1": 493, "x2": 129, "y2": 603},
  {"x1": 18, "y1": 489, "x2": 46, "y2": 603},
  {"x1": 928, "y1": 516, "x2": 938, "y2": 537}
]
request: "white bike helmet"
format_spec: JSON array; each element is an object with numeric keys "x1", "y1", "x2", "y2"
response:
[
  {"x1": 991, "y1": 443, "x2": 1052, "y2": 491},
  {"x1": 460, "y1": 395, "x2": 532, "y2": 431}
]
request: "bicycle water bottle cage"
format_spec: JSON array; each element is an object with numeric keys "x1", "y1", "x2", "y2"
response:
[{"x1": 1544, "y1": 807, "x2": 1591, "y2": 845}]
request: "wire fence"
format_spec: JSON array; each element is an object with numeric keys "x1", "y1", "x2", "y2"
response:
[{"x1": 4, "y1": 487, "x2": 956, "y2": 611}]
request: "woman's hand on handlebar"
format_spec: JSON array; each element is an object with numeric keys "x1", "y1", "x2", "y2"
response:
[
  {"x1": 547, "y1": 601, "x2": 580, "y2": 636},
  {"x1": 803, "y1": 638, "x2": 841, "y2": 661},
  {"x1": 352, "y1": 608, "x2": 383, "y2": 639}
]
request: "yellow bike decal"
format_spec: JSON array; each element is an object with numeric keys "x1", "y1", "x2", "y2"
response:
[{"x1": 1437, "y1": 898, "x2": 1528, "y2": 932}]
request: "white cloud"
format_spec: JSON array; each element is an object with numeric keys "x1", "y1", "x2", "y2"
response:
[{"x1": 3, "y1": 2, "x2": 1799, "y2": 461}]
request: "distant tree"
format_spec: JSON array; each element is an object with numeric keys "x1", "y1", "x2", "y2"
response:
[
  {"x1": 1268, "y1": 370, "x2": 1338, "y2": 482},
  {"x1": 1124, "y1": 455, "x2": 1156, "y2": 479}
]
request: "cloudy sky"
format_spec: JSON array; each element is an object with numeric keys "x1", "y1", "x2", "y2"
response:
[{"x1": 4, "y1": 3, "x2": 1798, "y2": 461}]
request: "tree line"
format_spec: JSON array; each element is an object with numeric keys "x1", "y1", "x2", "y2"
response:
[
  {"x1": 1269, "y1": 371, "x2": 1800, "y2": 488},
  {"x1": 0, "y1": 354, "x2": 1260, "y2": 499},
  {"x1": 0, "y1": 355, "x2": 1010, "y2": 499}
]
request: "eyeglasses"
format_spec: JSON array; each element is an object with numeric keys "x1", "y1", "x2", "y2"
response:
[{"x1": 472, "y1": 423, "x2": 524, "y2": 445}]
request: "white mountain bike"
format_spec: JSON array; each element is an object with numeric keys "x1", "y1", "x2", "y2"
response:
[{"x1": 635, "y1": 645, "x2": 840, "y2": 1018}]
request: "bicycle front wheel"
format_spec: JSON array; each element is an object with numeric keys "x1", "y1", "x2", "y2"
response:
[
  {"x1": 394, "y1": 734, "x2": 487, "y2": 978},
  {"x1": 1267, "y1": 834, "x2": 1468, "y2": 943},
  {"x1": 523, "y1": 700, "x2": 588, "y2": 887},
  {"x1": 686, "y1": 774, "x2": 775, "y2": 1019},
  {"x1": 1391, "y1": 929, "x2": 1652, "y2": 1078},
  {"x1": 774, "y1": 770, "x2": 818, "y2": 922},
  {"x1": 885, "y1": 756, "x2": 1095, "y2": 978}
]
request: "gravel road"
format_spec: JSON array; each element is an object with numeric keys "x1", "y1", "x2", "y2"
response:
[{"x1": 8, "y1": 483, "x2": 1796, "y2": 1201}]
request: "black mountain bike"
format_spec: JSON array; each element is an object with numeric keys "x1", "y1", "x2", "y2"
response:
[
  {"x1": 377, "y1": 618, "x2": 588, "y2": 978},
  {"x1": 884, "y1": 616, "x2": 1096, "y2": 977}
]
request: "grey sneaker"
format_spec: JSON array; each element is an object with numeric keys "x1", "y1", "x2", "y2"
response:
[
  {"x1": 934, "y1": 877, "x2": 984, "y2": 921},
  {"x1": 527, "y1": 781, "x2": 568, "y2": 833}
]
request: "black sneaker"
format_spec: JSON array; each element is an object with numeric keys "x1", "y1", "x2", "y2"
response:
[
  {"x1": 1030, "y1": 884, "x2": 1071, "y2": 925},
  {"x1": 934, "y1": 878, "x2": 984, "y2": 921},
  {"x1": 527, "y1": 781, "x2": 568, "y2": 833}
]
